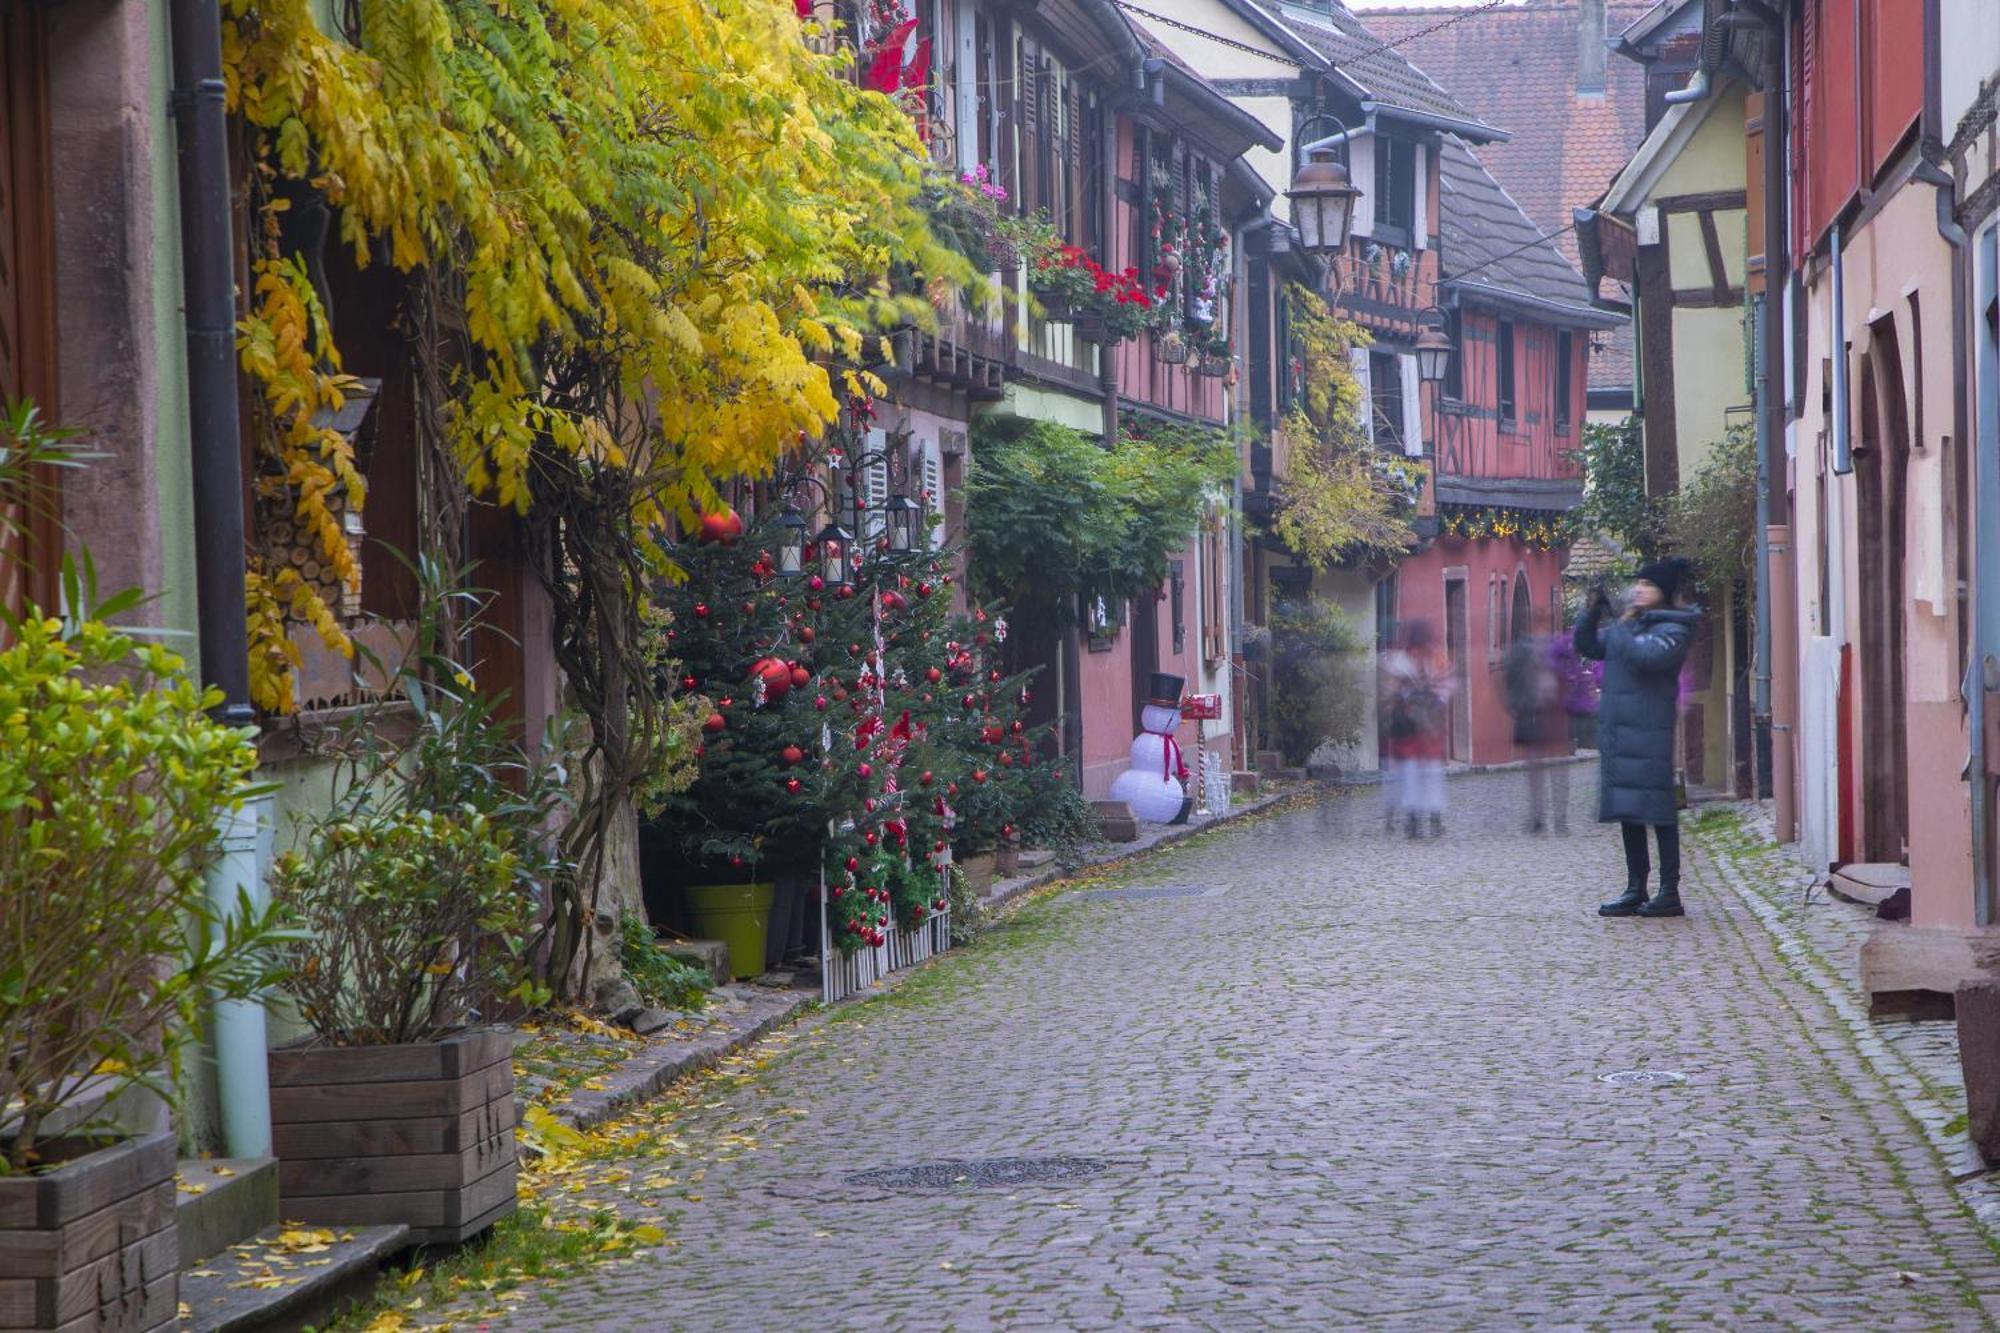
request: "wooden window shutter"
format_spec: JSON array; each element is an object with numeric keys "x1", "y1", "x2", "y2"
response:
[
  {"x1": 1067, "y1": 80, "x2": 1085, "y2": 243},
  {"x1": 1017, "y1": 37, "x2": 1040, "y2": 214}
]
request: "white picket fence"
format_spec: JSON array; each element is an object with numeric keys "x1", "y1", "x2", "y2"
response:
[{"x1": 820, "y1": 867, "x2": 953, "y2": 1004}]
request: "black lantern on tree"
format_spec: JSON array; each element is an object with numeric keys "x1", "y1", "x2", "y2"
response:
[
  {"x1": 1288, "y1": 114, "x2": 1362, "y2": 257},
  {"x1": 884, "y1": 492, "x2": 922, "y2": 555},
  {"x1": 776, "y1": 503, "x2": 809, "y2": 576},
  {"x1": 817, "y1": 519, "x2": 854, "y2": 589}
]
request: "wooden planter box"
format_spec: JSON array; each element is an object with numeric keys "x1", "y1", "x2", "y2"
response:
[
  {"x1": 268, "y1": 1030, "x2": 518, "y2": 1245},
  {"x1": 0, "y1": 1130, "x2": 178, "y2": 1332}
]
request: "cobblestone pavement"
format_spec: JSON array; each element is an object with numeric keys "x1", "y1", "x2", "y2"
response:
[{"x1": 480, "y1": 775, "x2": 2000, "y2": 1330}]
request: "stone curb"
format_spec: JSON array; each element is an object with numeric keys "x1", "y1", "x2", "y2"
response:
[
  {"x1": 545, "y1": 986, "x2": 814, "y2": 1134},
  {"x1": 979, "y1": 785, "x2": 1307, "y2": 911}
]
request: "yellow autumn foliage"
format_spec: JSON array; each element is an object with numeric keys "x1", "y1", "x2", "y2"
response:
[{"x1": 226, "y1": 0, "x2": 965, "y2": 710}]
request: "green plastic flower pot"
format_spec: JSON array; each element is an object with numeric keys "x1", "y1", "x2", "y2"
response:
[{"x1": 684, "y1": 882, "x2": 773, "y2": 982}]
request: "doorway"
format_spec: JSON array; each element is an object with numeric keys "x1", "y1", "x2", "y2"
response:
[
  {"x1": 1854, "y1": 328, "x2": 1910, "y2": 863},
  {"x1": 1444, "y1": 572, "x2": 1470, "y2": 762}
]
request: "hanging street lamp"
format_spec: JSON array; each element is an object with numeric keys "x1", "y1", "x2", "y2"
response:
[
  {"x1": 883, "y1": 492, "x2": 922, "y2": 556},
  {"x1": 1287, "y1": 113, "x2": 1362, "y2": 258},
  {"x1": 1414, "y1": 307, "x2": 1454, "y2": 385},
  {"x1": 816, "y1": 519, "x2": 854, "y2": 590},
  {"x1": 776, "y1": 503, "x2": 809, "y2": 576}
]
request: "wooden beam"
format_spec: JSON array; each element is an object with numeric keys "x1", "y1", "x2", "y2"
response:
[
  {"x1": 1671, "y1": 286, "x2": 1747, "y2": 308},
  {"x1": 1655, "y1": 189, "x2": 1748, "y2": 214},
  {"x1": 1698, "y1": 209, "x2": 1732, "y2": 302}
]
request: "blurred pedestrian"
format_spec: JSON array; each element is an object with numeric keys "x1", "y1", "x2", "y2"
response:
[
  {"x1": 1504, "y1": 611, "x2": 1567, "y2": 834},
  {"x1": 1382, "y1": 619, "x2": 1451, "y2": 839},
  {"x1": 1574, "y1": 558, "x2": 1700, "y2": 917}
]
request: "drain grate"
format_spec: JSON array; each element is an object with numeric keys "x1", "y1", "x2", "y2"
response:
[
  {"x1": 1072, "y1": 885, "x2": 1214, "y2": 902},
  {"x1": 845, "y1": 1156, "x2": 1111, "y2": 1193},
  {"x1": 1599, "y1": 1069, "x2": 1687, "y2": 1087}
]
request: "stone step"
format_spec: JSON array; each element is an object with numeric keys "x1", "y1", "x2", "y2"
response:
[
  {"x1": 176, "y1": 1158, "x2": 279, "y2": 1266},
  {"x1": 1829, "y1": 861, "x2": 1911, "y2": 909},
  {"x1": 181, "y1": 1222, "x2": 412, "y2": 1333},
  {"x1": 1017, "y1": 848, "x2": 1057, "y2": 871}
]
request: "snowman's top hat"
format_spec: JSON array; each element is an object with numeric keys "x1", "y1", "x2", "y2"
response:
[{"x1": 1146, "y1": 673, "x2": 1184, "y2": 709}]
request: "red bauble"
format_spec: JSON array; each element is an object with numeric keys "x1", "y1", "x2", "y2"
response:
[
  {"x1": 785, "y1": 778, "x2": 802, "y2": 794},
  {"x1": 697, "y1": 508, "x2": 744, "y2": 545},
  {"x1": 848, "y1": 643, "x2": 862, "y2": 657},
  {"x1": 703, "y1": 712, "x2": 726, "y2": 734},
  {"x1": 881, "y1": 591, "x2": 906, "y2": 611},
  {"x1": 832, "y1": 688, "x2": 848, "y2": 702},
  {"x1": 790, "y1": 664, "x2": 811, "y2": 688},
  {"x1": 781, "y1": 744, "x2": 805, "y2": 766},
  {"x1": 947, "y1": 783, "x2": 959, "y2": 796},
  {"x1": 919, "y1": 771, "x2": 933, "y2": 786},
  {"x1": 925, "y1": 667, "x2": 942, "y2": 684},
  {"x1": 864, "y1": 831, "x2": 879, "y2": 846},
  {"x1": 999, "y1": 752, "x2": 1013, "y2": 767},
  {"x1": 857, "y1": 762, "x2": 873, "y2": 779},
  {"x1": 815, "y1": 695, "x2": 829, "y2": 711},
  {"x1": 808, "y1": 575, "x2": 825, "y2": 592},
  {"x1": 1002, "y1": 823, "x2": 1015, "y2": 837},
  {"x1": 1011, "y1": 720, "x2": 1024, "y2": 734},
  {"x1": 693, "y1": 602, "x2": 710, "y2": 619},
  {"x1": 917, "y1": 582, "x2": 934, "y2": 598},
  {"x1": 961, "y1": 694, "x2": 976, "y2": 710},
  {"x1": 752, "y1": 657, "x2": 793, "y2": 702},
  {"x1": 680, "y1": 674, "x2": 698, "y2": 691},
  {"x1": 741, "y1": 600, "x2": 754, "y2": 615},
  {"x1": 846, "y1": 856, "x2": 861, "y2": 872},
  {"x1": 800, "y1": 626, "x2": 816, "y2": 643},
  {"x1": 719, "y1": 697, "x2": 734, "y2": 709},
  {"x1": 972, "y1": 769, "x2": 988, "y2": 784},
  {"x1": 864, "y1": 798, "x2": 877, "y2": 813},
  {"x1": 835, "y1": 585, "x2": 856, "y2": 600}
]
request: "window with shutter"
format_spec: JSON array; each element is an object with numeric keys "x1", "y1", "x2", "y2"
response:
[
  {"x1": 920, "y1": 439, "x2": 945, "y2": 549},
  {"x1": 860, "y1": 431, "x2": 890, "y2": 539},
  {"x1": 1017, "y1": 38, "x2": 1039, "y2": 216},
  {"x1": 1067, "y1": 81, "x2": 1086, "y2": 244}
]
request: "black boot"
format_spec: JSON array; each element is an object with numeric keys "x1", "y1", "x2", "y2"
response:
[
  {"x1": 1598, "y1": 881, "x2": 1648, "y2": 917},
  {"x1": 1405, "y1": 814, "x2": 1422, "y2": 840},
  {"x1": 1638, "y1": 880, "x2": 1684, "y2": 917}
]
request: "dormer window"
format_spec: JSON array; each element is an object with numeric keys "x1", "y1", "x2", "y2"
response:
[{"x1": 1372, "y1": 135, "x2": 1417, "y2": 248}]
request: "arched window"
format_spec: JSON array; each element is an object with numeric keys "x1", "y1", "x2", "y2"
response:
[{"x1": 1510, "y1": 570, "x2": 1532, "y2": 640}]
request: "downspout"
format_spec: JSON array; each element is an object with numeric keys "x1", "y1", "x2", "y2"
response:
[
  {"x1": 170, "y1": 0, "x2": 272, "y2": 1158},
  {"x1": 1916, "y1": 0, "x2": 1982, "y2": 920},
  {"x1": 1758, "y1": 6, "x2": 1798, "y2": 840}
]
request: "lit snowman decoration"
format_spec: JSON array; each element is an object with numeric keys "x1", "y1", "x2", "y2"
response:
[{"x1": 1108, "y1": 672, "x2": 1189, "y2": 824}]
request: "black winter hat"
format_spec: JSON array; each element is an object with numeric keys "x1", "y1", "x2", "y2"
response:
[{"x1": 1634, "y1": 556, "x2": 1691, "y2": 604}]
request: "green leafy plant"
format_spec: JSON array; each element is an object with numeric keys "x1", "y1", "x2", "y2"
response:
[
  {"x1": 1269, "y1": 286, "x2": 1417, "y2": 567},
  {"x1": 1666, "y1": 422, "x2": 1758, "y2": 596},
  {"x1": 0, "y1": 581, "x2": 287, "y2": 1173},
  {"x1": 275, "y1": 565, "x2": 574, "y2": 1046},
  {"x1": 967, "y1": 417, "x2": 1233, "y2": 626},
  {"x1": 1267, "y1": 597, "x2": 1370, "y2": 766},
  {"x1": 1565, "y1": 415, "x2": 1664, "y2": 557},
  {"x1": 617, "y1": 915, "x2": 711, "y2": 1012}
]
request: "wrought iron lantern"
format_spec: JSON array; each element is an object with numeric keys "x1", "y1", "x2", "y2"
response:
[
  {"x1": 883, "y1": 492, "x2": 922, "y2": 555},
  {"x1": 776, "y1": 503, "x2": 809, "y2": 576},
  {"x1": 1414, "y1": 308, "x2": 1454, "y2": 385},
  {"x1": 1287, "y1": 114, "x2": 1362, "y2": 257},
  {"x1": 816, "y1": 519, "x2": 854, "y2": 589}
]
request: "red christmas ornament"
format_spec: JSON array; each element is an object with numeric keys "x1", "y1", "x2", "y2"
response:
[
  {"x1": 786, "y1": 778, "x2": 802, "y2": 794},
  {"x1": 864, "y1": 830, "x2": 879, "y2": 846},
  {"x1": 693, "y1": 602, "x2": 710, "y2": 619},
  {"x1": 836, "y1": 585, "x2": 856, "y2": 600},
  {"x1": 808, "y1": 575, "x2": 825, "y2": 592},
  {"x1": 781, "y1": 744, "x2": 805, "y2": 766},
  {"x1": 703, "y1": 712, "x2": 726, "y2": 734},
  {"x1": 696, "y1": 508, "x2": 744, "y2": 544},
  {"x1": 999, "y1": 752, "x2": 1013, "y2": 767},
  {"x1": 1012, "y1": 720, "x2": 1024, "y2": 734},
  {"x1": 919, "y1": 771, "x2": 933, "y2": 786},
  {"x1": 846, "y1": 856, "x2": 861, "y2": 872},
  {"x1": 858, "y1": 762, "x2": 873, "y2": 779},
  {"x1": 972, "y1": 769, "x2": 988, "y2": 783},
  {"x1": 741, "y1": 600, "x2": 755, "y2": 615},
  {"x1": 961, "y1": 694, "x2": 976, "y2": 710},
  {"x1": 881, "y1": 591, "x2": 906, "y2": 611},
  {"x1": 917, "y1": 582, "x2": 934, "y2": 598},
  {"x1": 864, "y1": 798, "x2": 877, "y2": 813},
  {"x1": 719, "y1": 697, "x2": 734, "y2": 709},
  {"x1": 752, "y1": 657, "x2": 793, "y2": 702},
  {"x1": 925, "y1": 666, "x2": 942, "y2": 684},
  {"x1": 790, "y1": 664, "x2": 811, "y2": 688},
  {"x1": 680, "y1": 674, "x2": 698, "y2": 691},
  {"x1": 800, "y1": 626, "x2": 816, "y2": 643},
  {"x1": 947, "y1": 782, "x2": 959, "y2": 796},
  {"x1": 989, "y1": 669, "x2": 1001, "y2": 682},
  {"x1": 849, "y1": 643, "x2": 862, "y2": 657},
  {"x1": 815, "y1": 695, "x2": 829, "y2": 711}
]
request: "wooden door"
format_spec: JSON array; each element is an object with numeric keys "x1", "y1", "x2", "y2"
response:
[
  {"x1": 0, "y1": 7, "x2": 59, "y2": 625},
  {"x1": 1855, "y1": 336, "x2": 1910, "y2": 863}
]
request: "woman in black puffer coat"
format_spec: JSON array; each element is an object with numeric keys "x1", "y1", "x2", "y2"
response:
[{"x1": 1574, "y1": 557, "x2": 1700, "y2": 918}]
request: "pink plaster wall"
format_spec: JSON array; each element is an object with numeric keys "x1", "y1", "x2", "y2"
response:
[
  {"x1": 1076, "y1": 537, "x2": 1206, "y2": 802},
  {"x1": 1394, "y1": 537, "x2": 1568, "y2": 767}
]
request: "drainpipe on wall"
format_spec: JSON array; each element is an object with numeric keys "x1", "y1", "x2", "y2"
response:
[
  {"x1": 1757, "y1": 6, "x2": 1797, "y2": 842},
  {"x1": 1919, "y1": 155, "x2": 1985, "y2": 920},
  {"x1": 170, "y1": 0, "x2": 272, "y2": 1159}
]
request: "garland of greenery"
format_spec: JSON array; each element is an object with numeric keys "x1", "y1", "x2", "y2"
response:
[{"x1": 1438, "y1": 504, "x2": 1567, "y2": 551}]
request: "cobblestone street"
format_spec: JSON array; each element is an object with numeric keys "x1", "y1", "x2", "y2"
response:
[{"x1": 485, "y1": 775, "x2": 2000, "y2": 1330}]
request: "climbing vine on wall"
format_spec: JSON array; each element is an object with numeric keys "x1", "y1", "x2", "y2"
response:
[{"x1": 1269, "y1": 285, "x2": 1417, "y2": 568}]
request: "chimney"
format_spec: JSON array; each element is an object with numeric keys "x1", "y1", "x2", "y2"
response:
[{"x1": 1578, "y1": 0, "x2": 1607, "y2": 95}]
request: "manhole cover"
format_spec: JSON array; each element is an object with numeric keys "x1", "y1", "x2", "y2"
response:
[
  {"x1": 845, "y1": 1156, "x2": 1111, "y2": 1193},
  {"x1": 1599, "y1": 1069, "x2": 1687, "y2": 1087},
  {"x1": 1072, "y1": 885, "x2": 1214, "y2": 901}
]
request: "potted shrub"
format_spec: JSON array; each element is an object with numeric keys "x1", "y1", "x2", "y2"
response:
[
  {"x1": 0, "y1": 581, "x2": 285, "y2": 1330},
  {"x1": 269, "y1": 583, "x2": 571, "y2": 1245}
]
